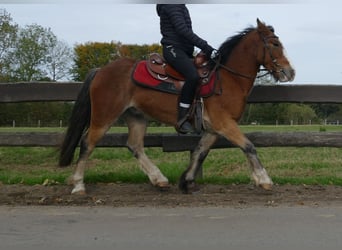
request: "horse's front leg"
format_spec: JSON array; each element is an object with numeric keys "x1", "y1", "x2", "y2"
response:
[
  {"x1": 217, "y1": 120, "x2": 273, "y2": 190},
  {"x1": 179, "y1": 132, "x2": 218, "y2": 194},
  {"x1": 242, "y1": 140, "x2": 273, "y2": 190}
]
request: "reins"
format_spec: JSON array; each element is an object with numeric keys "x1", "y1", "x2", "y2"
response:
[
  {"x1": 217, "y1": 63, "x2": 256, "y2": 80},
  {"x1": 213, "y1": 57, "x2": 271, "y2": 80},
  {"x1": 218, "y1": 63, "x2": 272, "y2": 80}
]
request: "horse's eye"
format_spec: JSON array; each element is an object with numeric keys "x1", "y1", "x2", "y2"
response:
[
  {"x1": 267, "y1": 25, "x2": 275, "y2": 33},
  {"x1": 272, "y1": 42, "x2": 280, "y2": 48}
]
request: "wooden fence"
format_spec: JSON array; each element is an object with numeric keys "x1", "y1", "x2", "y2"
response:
[{"x1": 1, "y1": 82, "x2": 342, "y2": 151}]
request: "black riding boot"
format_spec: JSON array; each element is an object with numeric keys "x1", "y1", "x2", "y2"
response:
[{"x1": 176, "y1": 107, "x2": 195, "y2": 134}]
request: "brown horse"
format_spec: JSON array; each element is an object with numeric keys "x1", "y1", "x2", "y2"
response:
[{"x1": 59, "y1": 19, "x2": 295, "y2": 195}]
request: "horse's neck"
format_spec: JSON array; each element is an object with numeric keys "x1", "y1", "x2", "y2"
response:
[{"x1": 224, "y1": 44, "x2": 260, "y2": 94}]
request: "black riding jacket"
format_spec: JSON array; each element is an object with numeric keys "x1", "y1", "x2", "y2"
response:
[{"x1": 156, "y1": 4, "x2": 212, "y2": 56}]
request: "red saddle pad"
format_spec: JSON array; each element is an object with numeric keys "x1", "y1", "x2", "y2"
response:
[{"x1": 132, "y1": 61, "x2": 217, "y2": 97}]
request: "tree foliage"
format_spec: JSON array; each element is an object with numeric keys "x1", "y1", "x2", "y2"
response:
[
  {"x1": 72, "y1": 42, "x2": 120, "y2": 81},
  {"x1": 44, "y1": 40, "x2": 74, "y2": 81},
  {"x1": 72, "y1": 41, "x2": 162, "y2": 81},
  {"x1": 119, "y1": 43, "x2": 162, "y2": 59},
  {"x1": 241, "y1": 103, "x2": 319, "y2": 125},
  {"x1": 0, "y1": 9, "x2": 18, "y2": 81},
  {"x1": 284, "y1": 104, "x2": 317, "y2": 124},
  {"x1": 9, "y1": 24, "x2": 57, "y2": 81},
  {"x1": 0, "y1": 9, "x2": 73, "y2": 82},
  {"x1": 0, "y1": 102, "x2": 73, "y2": 127}
]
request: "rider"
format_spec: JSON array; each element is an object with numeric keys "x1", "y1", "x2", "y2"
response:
[{"x1": 156, "y1": 4, "x2": 218, "y2": 134}]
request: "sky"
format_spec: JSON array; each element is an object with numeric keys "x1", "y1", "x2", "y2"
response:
[{"x1": 2, "y1": 0, "x2": 342, "y2": 84}]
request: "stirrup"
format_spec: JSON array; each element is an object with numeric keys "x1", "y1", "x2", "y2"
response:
[{"x1": 176, "y1": 117, "x2": 195, "y2": 134}]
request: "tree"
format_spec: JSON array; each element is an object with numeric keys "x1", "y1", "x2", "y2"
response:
[
  {"x1": 8, "y1": 24, "x2": 57, "y2": 81},
  {"x1": 119, "y1": 43, "x2": 162, "y2": 59},
  {"x1": 72, "y1": 42, "x2": 120, "y2": 81},
  {"x1": 241, "y1": 103, "x2": 317, "y2": 125},
  {"x1": 72, "y1": 42, "x2": 162, "y2": 81},
  {"x1": 2, "y1": 19, "x2": 74, "y2": 82},
  {"x1": 44, "y1": 40, "x2": 74, "y2": 81},
  {"x1": 0, "y1": 9, "x2": 18, "y2": 81},
  {"x1": 0, "y1": 102, "x2": 73, "y2": 127},
  {"x1": 284, "y1": 104, "x2": 317, "y2": 124},
  {"x1": 1, "y1": 9, "x2": 74, "y2": 82},
  {"x1": 242, "y1": 103, "x2": 281, "y2": 124},
  {"x1": 310, "y1": 104, "x2": 340, "y2": 120},
  {"x1": 326, "y1": 104, "x2": 342, "y2": 123}
]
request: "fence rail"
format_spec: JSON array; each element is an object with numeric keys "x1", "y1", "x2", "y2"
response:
[
  {"x1": 1, "y1": 82, "x2": 342, "y2": 103},
  {"x1": 1, "y1": 82, "x2": 342, "y2": 150},
  {"x1": 0, "y1": 132, "x2": 342, "y2": 151}
]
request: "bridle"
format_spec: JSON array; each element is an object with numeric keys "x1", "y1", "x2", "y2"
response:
[
  {"x1": 259, "y1": 32, "x2": 286, "y2": 77},
  {"x1": 214, "y1": 30, "x2": 284, "y2": 80}
]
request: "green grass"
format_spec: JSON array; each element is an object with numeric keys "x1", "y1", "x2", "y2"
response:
[
  {"x1": 1, "y1": 124, "x2": 342, "y2": 133},
  {"x1": 1, "y1": 146, "x2": 341, "y2": 186},
  {"x1": 0, "y1": 125, "x2": 342, "y2": 186}
]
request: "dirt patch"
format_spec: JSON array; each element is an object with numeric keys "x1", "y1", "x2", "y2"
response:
[{"x1": 1, "y1": 183, "x2": 342, "y2": 207}]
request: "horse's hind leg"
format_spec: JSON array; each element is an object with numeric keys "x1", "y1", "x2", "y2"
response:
[
  {"x1": 124, "y1": 108, "x2": 169, "y2": 189},
  {"x1": 179, "y1": 132, "x2": 218, "y2": 193},
  {"x1": 69, "y1": 125, "x2": 110, "y2": 194},
  {"x1": 69, "y1": 82, "x2": 125, "y2": 194}
]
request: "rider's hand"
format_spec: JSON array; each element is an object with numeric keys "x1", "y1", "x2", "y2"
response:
[{"x1": 210, "y1": 49, "x2": 220, "y2": 60}]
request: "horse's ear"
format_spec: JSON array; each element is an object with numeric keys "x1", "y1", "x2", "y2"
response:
[
  {"x1": 257, "y1": 18, "x2": 271, "y2": 34},
  {"x1": 256, "y1": 18, "x2": 264, "y2": 28}
]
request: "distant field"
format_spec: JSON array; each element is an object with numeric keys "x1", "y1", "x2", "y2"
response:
[{"x1": 0, "y1": 125, "x2": 341, "y2": 186}]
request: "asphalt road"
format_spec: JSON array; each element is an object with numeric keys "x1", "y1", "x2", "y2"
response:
[{"x1": 1, "y1": 205, "x2": 341, "y2": 250}]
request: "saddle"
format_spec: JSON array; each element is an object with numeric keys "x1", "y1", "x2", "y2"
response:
[
  {"x1": 132, "y1": 53, "x2": 218, "y2": 134},
  {"x1": 146, "y1": 52, "x2": 212, "y2": 90}
]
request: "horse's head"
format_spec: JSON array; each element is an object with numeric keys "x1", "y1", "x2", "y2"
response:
[{"x1": 256, "y1": 18, "x2": 295, "y2": 82}]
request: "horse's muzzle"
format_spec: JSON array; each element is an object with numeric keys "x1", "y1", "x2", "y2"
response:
[{"x1": 278, "y1": 66, "x2": 295, "y2": 82}]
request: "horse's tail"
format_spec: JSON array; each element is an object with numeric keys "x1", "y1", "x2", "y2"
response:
[{"x1": 59, "y1": 69, "x2": 98, "y2": 167}]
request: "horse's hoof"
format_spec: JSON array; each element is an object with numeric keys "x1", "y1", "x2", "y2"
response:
[
  {"x1": 155, "y1": 181, "x2": 171, "y2": 191},
  {"x1": 179, "y1": 180, "x2": 199, "y2": 194},
  {"x1": 71, "y1": 189, "x2": 87, "y2": 195},
  {"x1": 259, "y1": 183, "x2": 273, "y2": 191},
  {"x1": 179, "y1": 171, "x2": 199, "y2": 194},
  {"x1": 186, "y1": 181, "x2": 200, "y2": 194},
  {"x1": 71, "y1": 183, "x2": 86, "y2": 195}
]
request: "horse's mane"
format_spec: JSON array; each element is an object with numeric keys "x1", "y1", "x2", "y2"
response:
[{"x1": 217, "y1": 26, "x2": 255, "y2": 65}]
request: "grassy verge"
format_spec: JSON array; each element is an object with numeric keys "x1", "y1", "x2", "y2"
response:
[
  {"x1": 0, "y1": 125, "x2": 342, "y2": 186},
  {"x1": 1, "y1": 124, "x2": 342, "y2": 133},
  {"x1": 0, "y1": 146, "x2": 341, "y2": 186}
]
